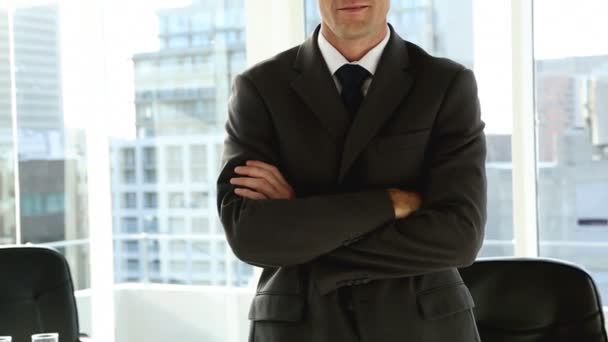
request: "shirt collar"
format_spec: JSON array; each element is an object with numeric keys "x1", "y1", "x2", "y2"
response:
[{"x1": 317, "y1": 24, "x2": 390, "y2": 76}]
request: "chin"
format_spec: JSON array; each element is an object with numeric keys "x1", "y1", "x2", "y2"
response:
[{"x1": 336, "y1": 23, "x2": 373, "y2": 39}]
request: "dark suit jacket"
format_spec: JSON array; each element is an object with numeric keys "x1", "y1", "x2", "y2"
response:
[{"x1": 217, "y1": 24, "x2": 487, "y2": 342}]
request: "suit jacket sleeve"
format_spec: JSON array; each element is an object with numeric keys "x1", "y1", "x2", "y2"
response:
[
  {"x1": 217, "y1": 73, "x2": 396, "y2": 268},
  {"x1": 309, "y1": 68, "x2": 488, "y2": 295}
]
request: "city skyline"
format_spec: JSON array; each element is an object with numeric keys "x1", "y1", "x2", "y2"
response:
[
  {"x1": 50, "y1": 0, "x2": 608, "y2": 137},
  {"x1": 110, "y1": 0, "x2": 251, "y2": 286},
  {"x1": 1, "y1": 0, "x2": 608, "y2": 294},
  {"x1": 1, "y1": 1, "x2": 607, "y2": 340}
]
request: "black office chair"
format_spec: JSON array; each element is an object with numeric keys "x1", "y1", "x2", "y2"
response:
[
  {"x1": 0, "y1": 246, "x2": 85, "y2": 342},
  {"x1": 460, "y1": 257, "x2": 608, "y2": 342}
]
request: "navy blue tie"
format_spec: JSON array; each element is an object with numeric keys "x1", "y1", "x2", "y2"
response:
[{"x1": 335, "y1": 64, "x2": 371, "y2": 118}]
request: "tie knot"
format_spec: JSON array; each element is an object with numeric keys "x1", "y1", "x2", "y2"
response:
[{"x1": 335, "y1": 64, "x2": 371, "y2": 89}]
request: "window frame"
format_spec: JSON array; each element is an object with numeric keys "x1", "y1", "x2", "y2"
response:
[{"x1": 4, "y1": 1, "x2": 605, "y2": 340}]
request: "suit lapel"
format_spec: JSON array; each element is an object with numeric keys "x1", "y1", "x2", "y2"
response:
[
  {"x1": 290, "y1": 26, "x2": 351, "y2": 144},
  {"x1": 338, "y1": 26, "x2": 415, "y2": 183}
]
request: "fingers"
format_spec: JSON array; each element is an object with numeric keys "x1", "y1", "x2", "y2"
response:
[
  {"x1": 233, "y1": 165, "x2": 285, "y2": 197},
  {"x1": 231, "y1": 160, "x2": 294, "y2": 199},
  {"x1": 230, "y1": 177, "x2": 278, "y2": 198},
  {"x1": 245, "y1": 160, "x2": 291, "y2": 189},
  {"x1": 234, "y1": 188, "x2": 268, "y2": 200},
  {"x1": 387, "y1": 189, "x2": 423, "y2": 219}
]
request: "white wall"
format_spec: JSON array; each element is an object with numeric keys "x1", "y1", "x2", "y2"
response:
[{"x1": 77, "y1": 285, "x2": 254, "y2": 342}]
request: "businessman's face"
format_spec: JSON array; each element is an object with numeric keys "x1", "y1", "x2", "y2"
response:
[{"x1": 318, "y1": 0, "x2": 390, "y2": 40}]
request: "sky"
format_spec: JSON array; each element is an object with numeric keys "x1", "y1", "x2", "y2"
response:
[
  {"x1": 534, "y1": 0, "x2": 608, "y2": 59},
  {"x1": 51, "y1": 0, "x2": 608, "y2": 137}
]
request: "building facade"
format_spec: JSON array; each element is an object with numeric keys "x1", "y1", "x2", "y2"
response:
[{"x1": 111, "y1": 0, "x2": 253, "y2": 286}]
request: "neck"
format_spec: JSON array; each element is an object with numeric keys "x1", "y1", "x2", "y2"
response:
[{"x1": 320, "y1": 24, "x2": 388, "y2": 62}]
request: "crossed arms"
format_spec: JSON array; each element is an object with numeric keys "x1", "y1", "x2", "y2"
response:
[{"x1": 216, "y1": 68, "x2": 487, "y2": 295}]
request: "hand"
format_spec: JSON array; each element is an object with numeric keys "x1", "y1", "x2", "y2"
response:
[
  {"x1": 230, "y1": 160, "x2": 295, "y2": 200},
  {"x1": 387, "y1": 188, "x2": 421, "y2": 219}
]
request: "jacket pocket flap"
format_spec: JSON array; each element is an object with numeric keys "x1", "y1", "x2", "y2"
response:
[
  {"x1": 417, "y1": 283, "x2": 475, "y2": 320},
  {"x1": 248, "y1": 293, "x2": 305, "y2": 322}
]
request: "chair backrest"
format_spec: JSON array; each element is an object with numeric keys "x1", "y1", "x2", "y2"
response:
[
  {"x1": 459, "y1": 257, "x2": 607, "y2": 342},
  {"x1": 0, "y1": 246, "x2": 80, "y2": 342}
]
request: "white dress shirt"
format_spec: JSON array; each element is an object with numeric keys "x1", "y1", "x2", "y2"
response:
[{"x1": 317, "y1": 25, "x2": 390, "y2": 96}]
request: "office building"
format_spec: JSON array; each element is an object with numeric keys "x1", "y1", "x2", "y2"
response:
[{"x1": 111, "y1": 0, "x2": 253, "y2": 286}]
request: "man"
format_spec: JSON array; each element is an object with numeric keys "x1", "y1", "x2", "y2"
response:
[{"x1": 216, "y1": 0, "x2": 486, "y2": 341}]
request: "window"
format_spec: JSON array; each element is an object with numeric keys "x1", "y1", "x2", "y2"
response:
[
  {"x1": 216, "y1": 241, "x2": 226, "y2": 255},
  {"x1": 143, "y1": 192, "x2": 158, "y2": 209},
  {"x1": 121, "y1": 217, "x2": 139, "y2": 234},
  {"x1": 2, "y1": 0, "x2": 250, "y2": 338},
  {"x1": 193, "y1": 54, "x2": 211, "y2": 70},
  {"x1": 20, "y1": 194, "x2": 43, "y2": 216},
  {"x1": 121, "y1": 148, "x2": 136, "y2": 168},
  {"x1": 148, "y1": 240, "x2": 160, "y2": 254},
  {"x1": 121, "y1": 192, "x2": 137, "y2": 209},
  {"x1": 191, "y1": 216, "x2": 209, "y2": 234},
  {"x1": 106, "y1": 0, "x2": 249, "y2": 294},
  {"x1": 192, "y1": 100, "x2": 215, "y2": 122},
  {"x1": 193, "y1": 261, "x2": 211, "y2": 273},
  {"x1": 190, "y1": 191, "x2": 208, "y2": 208},
  {"x1": 534, "y1": 0, "x2": 608, "y2": 304},
  {"x1": 0, "y1": 1, "x2": 91, "y2": 280},
  {"x1": 166, "y1": 145, "x2": 183, "y2": 163},
  {"x1": 170, "y1": 260, "x2": 187, "y2": 274},
  {"x1": 126, "y1": 259, "x2": 140, "y2": 273},
  {"x1": 169, "y1": 14, "x2": 189, "y2": 33},
  {"x1": 14, "y1": 0, "x2": 604, "y2": 341},
  {"x1": 168, "y1": 217, "x2": 186, "y2": 234},
  {"x1": 166, "y1": 146, "x2": 184, "y2": 183},
  {"x1": 143, "y1": 216, "x2": 159, "y2": 233},
  {"x1": 166, "y1": 168, "x2": 183, "y2": 183},
  {"x1": 143, "y1": 147, "x2": 156, "y2": 165},
  {"x1": 191, "y1": 13, "x2": 211, "y2": 31},
  {"x1": 46, "y1": 192, "x2": 65, "y2": 213},
  {"x1": 170, "y1": 240, "x2": 187, "y2": 255},
  {"x1": 159, "y1": 15, "x2": 169, "y2": 34},
  {"x1": 217, "y1": 261, "x2": 226, "y2": 273},
  {"x1": 159, "y1": 57, "x2": 178, "y2": 72},
  {"x1": 149, "y1": 259, "x2": 161, "y2": 273},
  {"x1": 190, "y1": 145, "x2": 207, "y2": 182},
  {"x1": 120, "y1": 148, "x2": 136, "y2": 185},
  {"x1": 215, "y1": 144, "x2": 224, "y2": 172},
  {"x1": 121, "y1": 170, "x2": 136, "y2": 184},
  {"x1": 135, "y1": 61, "x2": 156, "y2": 76},
  {"x1": 192, "y1": 241, "x2": 210, "y2": 256},
  {"x1": 169, "y1": 36, "x2": 189, "y2": 48},
  {"x1": 124, "y1": 241, "x2": 140, "y2": 253},
  {"x1": 167, "y1": 192, "x2": 185, "y2": 208},
  {"x1": 144, "y1": 169, "x2": 157, "y2": 183}
]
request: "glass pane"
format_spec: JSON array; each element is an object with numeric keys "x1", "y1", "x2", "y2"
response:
[
  {"x1": 305, "y1": 0, "x2": 515, "y2": 257},
  {"x1": 534, "y1": 0, "x2": 608, "y2": 304},
  {"x1": 0, "y1": 8, "x2": 17, "y2": 245},
  {"x1": 0, "y1": 0, "x2": 93, "y2": 287},
  {"x1": 113, "y1": 237, "x2": 142, "y2": 283},
  {"x1": 106, "y1": 0, "x2": 253, "y2": 298},
  {"x1": 52, "y1": 242, "x2": 91, "y2": 290},
  {"x1": 11, "y1": 1, "x2": 90, "y2": 246}
]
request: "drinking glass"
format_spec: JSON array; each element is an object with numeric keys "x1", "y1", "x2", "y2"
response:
[{"x1": 31, "y1": 333, "x2": 58, "y2": 342}]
